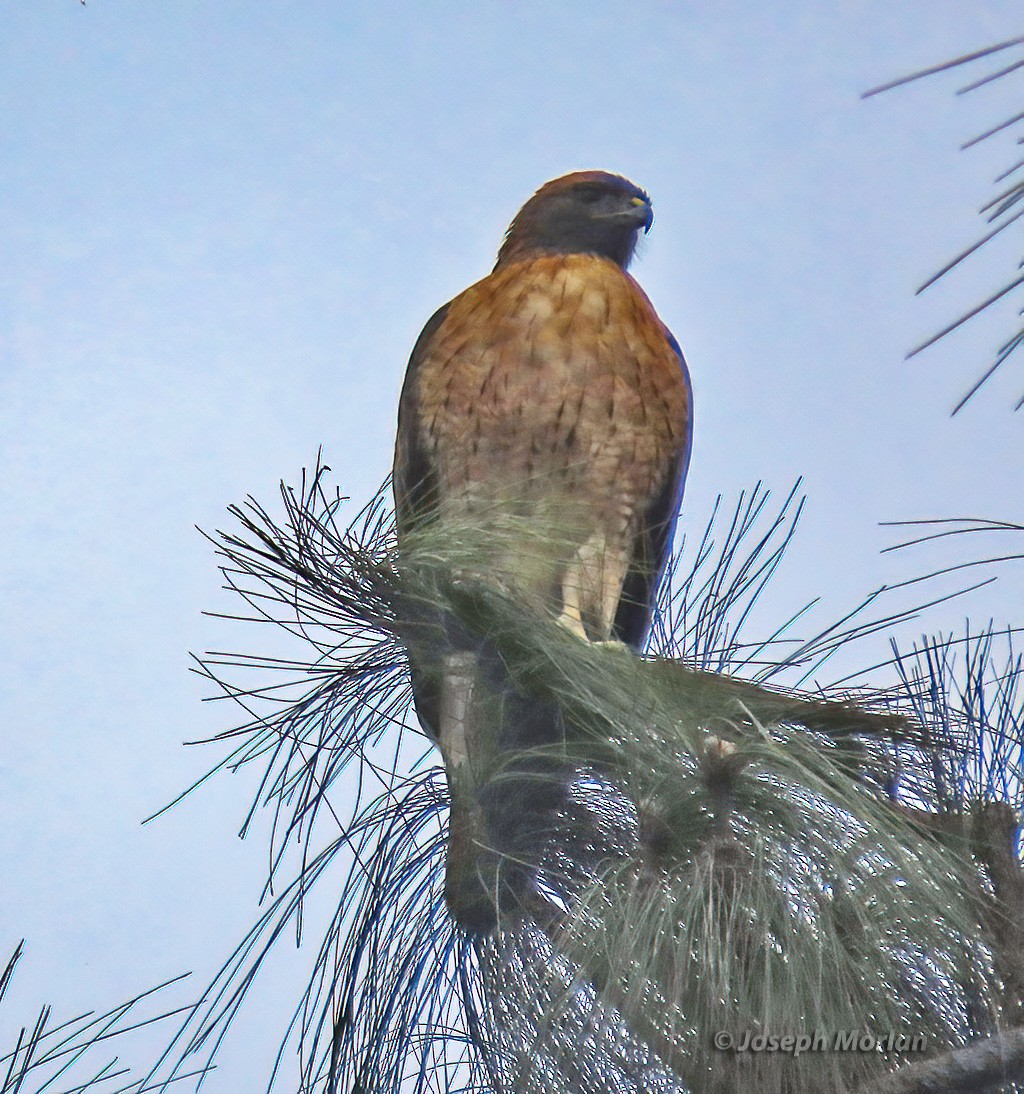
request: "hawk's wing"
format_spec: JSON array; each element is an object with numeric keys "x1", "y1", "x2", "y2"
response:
[
  {"x1": 612, "y1": 328, "x2": 693, "y2": 650},
  {"x1": 392, "y1": 301, "x2": 453, "y2": 744},
  {"x1": 393, "y1": 301, "x2": 450, "y2": 540}
]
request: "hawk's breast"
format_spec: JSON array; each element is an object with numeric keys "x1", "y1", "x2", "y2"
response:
[{"x1": 415, "y1": 252, "x2": 691, "y2": 535}]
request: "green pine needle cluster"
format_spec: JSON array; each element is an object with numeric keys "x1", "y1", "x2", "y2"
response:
[{"x1": 139, "y1": 459, "x2": 1022, "y2": 1094}]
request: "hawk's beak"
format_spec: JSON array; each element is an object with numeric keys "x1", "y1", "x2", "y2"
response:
[{"x1": 629, "y1": 195, "x2": 654, "y2": 233}]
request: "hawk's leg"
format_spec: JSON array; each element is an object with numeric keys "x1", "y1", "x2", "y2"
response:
[
  {"x1": 438, "y1": 652, "x2": 500, "y2": 933},
  {"x1": 557, "y1": 533, "x2": 632, "y2": 645},
  {"x1": 556, "y1": 572, "x2": 589, "y2": 640},
  {"x1": 438, "y1": 651, "x2": 474, "y2": 768}
]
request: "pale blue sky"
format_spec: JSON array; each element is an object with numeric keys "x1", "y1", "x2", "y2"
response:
[{"x1": 2, "y1": 3, "x2": 1023, "y2": 1089}]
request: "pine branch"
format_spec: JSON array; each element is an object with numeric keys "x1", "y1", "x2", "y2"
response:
[{"x1": 860, "y1": 1025, "x2": 1024, "y2": 1094}]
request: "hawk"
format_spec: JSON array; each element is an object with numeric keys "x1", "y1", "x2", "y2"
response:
[{"x1": 393, "y1": 171, "x2": 693, "y2": 932}]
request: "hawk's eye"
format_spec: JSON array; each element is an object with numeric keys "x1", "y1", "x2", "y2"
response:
[{"x1": 576, "y1": 186, "x2": 604, "y2": 205}]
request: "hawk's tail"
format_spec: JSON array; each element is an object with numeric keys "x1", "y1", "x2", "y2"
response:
[{"x1": 439, "y1": 649, "x2": 570, "y2": 934}]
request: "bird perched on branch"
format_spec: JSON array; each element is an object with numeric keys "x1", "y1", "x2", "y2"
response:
[{"x1": 393, "y1": 170, "x2": 693, "y2": 932}]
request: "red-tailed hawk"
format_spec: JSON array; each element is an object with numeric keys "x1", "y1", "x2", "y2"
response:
[{"x1": 394, "y1": 171, "x2": 693, "y2": 931}]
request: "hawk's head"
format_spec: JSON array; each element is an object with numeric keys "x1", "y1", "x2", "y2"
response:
[{"x1": 495, "y1": 171, "x2": 653, "y2": 271}]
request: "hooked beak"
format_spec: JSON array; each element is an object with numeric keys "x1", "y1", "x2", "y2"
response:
[
  {"x1": 628, "y1": 195, "x2": 654, "y2": 233},
  {"x1": 596, "y1": 196, "x2": 654, "y2": 233}
]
